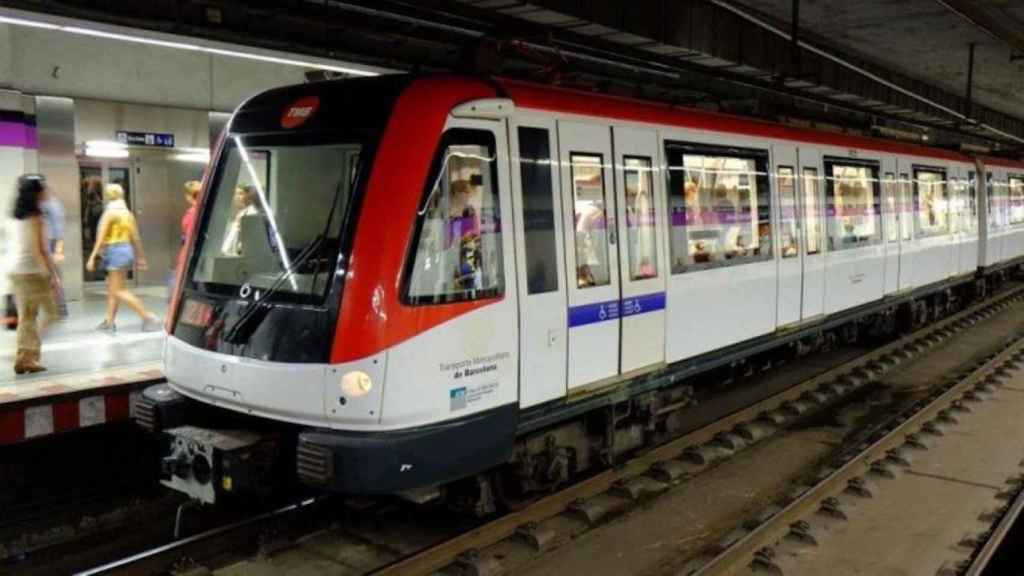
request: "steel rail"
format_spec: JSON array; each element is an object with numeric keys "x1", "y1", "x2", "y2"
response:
[
  {"x1": 74, "y1": 496, "x2": 326, "y2": 576},
  {"x1": 369, "y1": 285, "x2": 1024, "y2": 576},
  {"x1": 693, "y1": 326, "x2": 1024, "y2": 575},
  {"x1": 963, "y1": 476, "x2": 1024, "y2": 575}
]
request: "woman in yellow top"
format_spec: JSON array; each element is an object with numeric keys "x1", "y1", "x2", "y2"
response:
[{"x1": 86, "y1": 184, "x2": 160, "y2": 332}]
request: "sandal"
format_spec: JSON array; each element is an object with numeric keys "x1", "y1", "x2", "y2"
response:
[
  {"x1": 95, "y1": 320, "x2": 117, "y2": 333},
  {"x1": 141, "y1": 317, "x2": 162, "y2": 333}
]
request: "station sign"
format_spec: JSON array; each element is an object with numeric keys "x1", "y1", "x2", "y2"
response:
[{"x1": 116, "y1": 130, "x2": 175, "y2": 148}]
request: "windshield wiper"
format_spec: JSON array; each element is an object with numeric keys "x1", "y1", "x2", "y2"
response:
[
  {"x1": 222, "y1": 235, "x2": 325, "y2": 344},
  {"x1": 222, "y1": 177, "x2": 347, "y2": 345}
]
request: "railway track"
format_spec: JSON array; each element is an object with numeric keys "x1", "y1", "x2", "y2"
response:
[
  {"x1": 369, "y1": 286, "x2": 1024, "y2": 576},
  {"x1": 962, "y1": 473, "x2": 1024, "y2": 576},
  {"x1": 690, "y1": 328, "x2": 1024, "y2": 576},
  {"x1": 67, "y1": 284, "x2": 1024, "y2": 576}
]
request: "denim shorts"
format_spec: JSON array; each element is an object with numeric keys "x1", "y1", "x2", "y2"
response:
[{"x1": 103, "y1": 243, "x2": 135, "y2": 271}]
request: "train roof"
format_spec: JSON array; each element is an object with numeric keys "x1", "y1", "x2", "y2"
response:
[
  {"x1": 232, "y1": 73, "x2": 1024, "y2": 170},
  {"x1": 497, "y1": 77, "x2": 1024, "y2": 170}
]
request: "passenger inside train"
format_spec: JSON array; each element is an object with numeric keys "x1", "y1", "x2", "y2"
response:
[
  {"x1": 408, "y1": 139, "x2": 502, "y2": 303},
  {"x1": 668, "y1": 150, "x2": 771, "y2": 271},
  {"x1": 220, "y1": 185, "x2": 261, "y2": 257},
  {"x1": 191, "y1": 139, "x2": 361, "y2": 300},
  {"x1": 623, "y1": 157, "x2": 658, "y2": 280},
  {"x1": 830, "y1": 164, "x2": 877, "y2": 249},
  {"x1": 571, "y1": 156, "x2": 608, "y2": 289}
]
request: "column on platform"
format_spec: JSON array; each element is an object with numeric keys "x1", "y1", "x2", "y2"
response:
[{"x1": 0, "y1": 89, "x2": 40, "y2": 299}]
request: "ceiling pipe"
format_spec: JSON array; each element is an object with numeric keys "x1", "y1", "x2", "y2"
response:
[{"x1": 709, "y1": 0, "x2": 1024, "y2": 145}]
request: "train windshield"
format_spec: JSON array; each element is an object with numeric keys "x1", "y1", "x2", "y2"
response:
[{"x1": 189, "y1": 134, "x2": 361, "y2": 304}]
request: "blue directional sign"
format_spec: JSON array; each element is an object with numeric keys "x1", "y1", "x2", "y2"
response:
[{"x1": 116, "y1": 130, "x2": 175, "y2": 148}]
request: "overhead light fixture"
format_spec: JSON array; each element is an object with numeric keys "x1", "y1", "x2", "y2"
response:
[
  {"x1": 173, "y1": 150, "x2": 211, "y2": 163},
  {"x1": 86, "y1": 148, "x2": 129, "y2": 158},
  {"x1": 86, "y1": 140, "x2": 128, "y2": 150},
  {"x1": 0, "y1": 15, "x2": 59, "y2": 29},
  {"x1": 204, "y1": 48, "x2": 376, "y2": 76},
  {"x1": 960, "y1": 142, "x2": 991, "y2": 155},
  {"x1": 63, "y1": 26, "x2": 201, "y2": 51},
  {"x1": 0, "y1": 11, "x2": 379, "y2": 76},
  {"x1": 871, "y1": 125, "x2": 930, "y2": 143},
  {"x1": 85, "y1": 140, "x2": 129, "y2": 158}
]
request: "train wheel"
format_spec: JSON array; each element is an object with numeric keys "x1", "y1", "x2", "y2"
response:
[{"x1": 493, "y1": 466, "x2": 539, "y2": 512}]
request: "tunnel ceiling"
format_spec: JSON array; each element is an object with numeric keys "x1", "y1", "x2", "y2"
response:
[
  {"x1": 4, "y1": 0, "x2": 1024, "y2": 153},
  {"x1": 730, "y1": 0, "x2": 1024, "y2": 121}
]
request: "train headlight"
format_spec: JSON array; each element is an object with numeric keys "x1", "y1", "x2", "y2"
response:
[{"x1": 340, "y1": 371, "x2": 373, "y2": 398}]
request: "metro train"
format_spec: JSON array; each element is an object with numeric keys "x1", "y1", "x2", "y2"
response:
[{"x1": 137, "y1": 74, "x2": 1024, "y2": 507}]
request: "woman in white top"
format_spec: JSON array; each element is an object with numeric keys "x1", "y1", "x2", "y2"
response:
[
  {"x1": 221, "y1": 185, "x2": 260, "y2": 256},
  {"x1": 8, "y1": 174, "x2": 60, "y2": 374}
]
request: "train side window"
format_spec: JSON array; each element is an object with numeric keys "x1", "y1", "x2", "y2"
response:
[
  {"x1": 777, "y1": 166, "x2": 799, "y2": 258},
  {"x1": 899, "y1": 173, "x2": 912, "y2": 241},
  {"x1": 405, "y1": 129, "x2": 504, "y2": 305},
  {"x1": 825, "y1": 160, "x2": 881, "y2": 251},
  {"x1": 990, "y1": 176, "x2": 1007, "y2": 229},
  {"x1": 954, "y1": 177, "x2": 975, "y2": 233},
  {"x1": 570, "y1": 153, "x2": 611, "y2": 288},
  {"x1": 997, "y1": 179, "x2": 1010, "y2": 228},
  {"x1": 983, "y1": 173, "x2": 995, "y2": 229},
  {"x1": 970, "y1": 177, "x2": 978, "y2": 231},
  {"x1": 518, "y1": 127, "x2": 559, "y2": 295},
  {"x1": 913, "y1": 168, "x2": 948, "y2": 238},
  {"x1": 624, "y1": 156, "x2": 659, "y2": 279},
  {"x1": 666, "y1": 144, "x2": 772, "y2": 273},
  {"x1": 1010, "y1": 176, "x2": 1024, "y2": 225},
  {"x1": 973, "y1": 171, "x2": 983, "y2": 229},
  {"x1": 949, "y1": 177, "x2": 961, "y2": 234},
  {"x1": 883, "y1": 173, "x2": 898, "y2": 244},
  {"x1": 802, "y1": 168, "x2": 822, "y2": 255}
]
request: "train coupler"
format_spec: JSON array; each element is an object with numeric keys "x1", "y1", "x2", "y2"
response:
[{"x1": 160, "y1": 426, "x2": 279, "y2": 504}]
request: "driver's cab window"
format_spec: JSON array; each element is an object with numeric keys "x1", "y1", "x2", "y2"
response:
[
  {"x1": 406, "y1": 129, "x2": 504, "y2": 304},
  {"x1": 191, "y1": 137, "x2": 361, "y2": 301}
]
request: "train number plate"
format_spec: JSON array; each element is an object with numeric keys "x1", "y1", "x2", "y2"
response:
[{"x1": 180, "y1": 299, "x2": 213, "y2": 328}]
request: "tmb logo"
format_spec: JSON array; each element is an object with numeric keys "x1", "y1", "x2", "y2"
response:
[{"x1": 280, "y1": 96, "x2": 320, "y2": 129}]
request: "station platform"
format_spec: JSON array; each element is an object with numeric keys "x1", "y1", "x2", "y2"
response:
[{"x1": 0, "y1": 285, "x2": 168, "y2": 445}]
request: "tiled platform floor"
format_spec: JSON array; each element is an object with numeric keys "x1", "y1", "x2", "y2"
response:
[{"x1": 0, "y1": 284, "x2": 168, "y2": 389}]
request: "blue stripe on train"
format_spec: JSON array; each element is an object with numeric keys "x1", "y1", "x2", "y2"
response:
[{"x1": 568, "y1": 292, "x2": 666, "y2": 328}]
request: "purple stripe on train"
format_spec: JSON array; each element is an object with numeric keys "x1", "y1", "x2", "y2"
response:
[
  {"x1": 568, "y1": 292, "x2": 667, "y2": 328},
  {"x1": 825, "y1": 207, "x2": 881, "y2": 216},
  {"x1": 0, "y1": 121, "x2": 38, "y2": 149},
  {"x1": 669, "y1": 210, "x2": 757, "y2": 227}
]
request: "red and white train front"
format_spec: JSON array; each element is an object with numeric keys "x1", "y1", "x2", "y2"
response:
[{"x1": 139, "y1": 75, "x2": 522, "y2": 502}]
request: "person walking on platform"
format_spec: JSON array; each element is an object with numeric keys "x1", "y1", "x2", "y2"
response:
[
  {"x1": 171, "y1": 180, "x2": 201, "y2": 295},
  {"x1": 8, "y1": 174, "x2": 60, "y2": 374},
  {"x1": 40, "y1": 188, "x2": 68, "y2": 318},
  {"x1": 86, "y1": 183, "x2": 161, "y2": 332}
]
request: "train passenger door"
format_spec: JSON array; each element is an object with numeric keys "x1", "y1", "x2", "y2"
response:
[
  {"x1": 612, "y1": 126, "x2": 666, "y2": 374},
  {"x1": 897, "y1": 167, "x2": 915, "y2": 291},
  {"x1": 559, "y1": 121, "x2": 621, "y2": 392},
  {"x1": 510, "y1": 118, "x2": 569, "y2": 408},
  {"x1": 881, "y1": 159, "x2": 900, "y2": 295},
  {"x1": 798, "y1": 148, "x2": 826, "y2": 319},
  {"x1": 773, "y1": 144, "x2": 802, "y2": 326}
]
